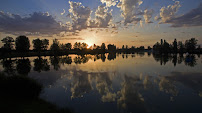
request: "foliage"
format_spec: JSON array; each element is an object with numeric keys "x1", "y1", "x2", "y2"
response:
[
  {"x1": 50, "y1": 39, "x2": 60, "y2": 52},
  {"x1": 1, "y1": 36, "x2": 14, "y2": 51},
  {"x1": 153, "y1": 38, "x2": 198, "y2": 53},
  {"x1": 34, "y1": 57, "x2": 50, "y2": 72},
  {"x1": 32, "y1": 38, "x2": 49, "y2": 51},
  {"x1": 15, "y1": 35, "x2": 30, "y2": 52},
  {"x1": 185, "y1": 38, "x2": 198, "y2": 52}
]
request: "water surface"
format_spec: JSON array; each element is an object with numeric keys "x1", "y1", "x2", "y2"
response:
[{"x1": 1, "y1": 53, "x2": 202, "y2": 113}]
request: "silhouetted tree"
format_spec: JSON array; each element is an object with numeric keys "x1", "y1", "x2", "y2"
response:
[
  {"x1": 50, "y1": 39, "x2": 60, "y2": 54},
  {"x1": 108, "y1": 44, "x2": 116, "y2": 52},
  {"x1": 173, "y1": 39, "x2": 178, "y2": 53},
  {"x1": 153, "y1": 42, "x2": 161, "y2": 51},
  {"x1": 122, "y1": 45, "x2": 125, "y2": 50},
  {"x1": 15, "y1": 36, "x2": 30, "y2": 52},
  {"x1": 32, "y1": 38, "x2": 43, "y2": 52},
  {"x1": 81, "y1": 42, "x2": 88, "y2": 50},
  {"x1": 33, "y1": 38, "x2": 49, "y2": 51},
  {"x1": 42, "y1": 39, "x2": 49, "y2": 50},
  {"x1": 74, "y1": 42, "x2": 82, "y2": 50},
  {"x1": 101, "y1": 43, "x2": 106, "y2": 51},
  {"x1": 1, "y1": 36, "x2": 14, "y2": 51},
  {"x1": 185, "y1": 38, "x2": 198, "y2": 53},
  {"x1": 139, "y1": 46, "x2": 145, "y2": 51},
  {"x1": 126, "y1": 45, "x2": 128, "y2": 50},
  {"x1": 178, "y1": 41, "x2": 184, "y2": 53},
  {"x1": 65, "y1": 43, "x2": 72, "y2": 50},
  {"x1": 162, "y1": 40, "x2": 170, "y2": 53}
]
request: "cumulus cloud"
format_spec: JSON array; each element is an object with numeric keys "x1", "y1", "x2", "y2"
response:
[
  {"x1": 117, "y1": 0, "x2": 143, "y2": 25},
  {"x1": 0, "y1": 11, "x2": 67, "y2": 35},
  {"x1": 156, "y1": 1, "x2": 202, "y2": 27},
  {"x1": 156, "y1": 1, "x2": 181, "y2": 23},
  {"x1": 168, "y1": 3, "x2": 202, "y2": 27},
  {"x1": 100, "y1": 0, "x2": 118, "y2": 7},
  {"x1": 143, "y1": 9, "x2": 154, "y2": 23},
  {"x1": 90, "y1": 5, "x2": 113, "y2": 28},
  {"x1": 69, "y1": 1, "x2": 92, "y2": 31},
  {"x1": 61, "y1": 9, "x2": 65, "y2": 15}
]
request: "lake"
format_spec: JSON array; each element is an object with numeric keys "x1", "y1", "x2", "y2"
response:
[{"x1": 0, "y1": 53, "x2": 202, "y2": 113}]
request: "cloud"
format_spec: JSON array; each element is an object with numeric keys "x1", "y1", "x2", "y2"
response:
[
  {"x1": 61, "y1": 9, "x2": 66, "y2": 15},
  {"x1": 156, "y1": 1, "x2": 181, "y2": 23},
  {"x1": 100, "y1": 0, "x2": 118, "y2": 7},
  {"x1": 143, "y1": 9, "x2": 154, "y2": 23},
  {"x1": 91, "y1": 5, "x2": 113, "y2": 28},
  {"x1": 69, "y1": 1, "x2": 92, "y2": 31},
  {"x1": 0, "y1": 11, "x2": 67, "y2": 35},
  {"x1": 156, "y1": 1, "x2": 202, "y2": 27},
  {"x1": 59, "y1": 37, "x2": 84, "y2": 40},
  {"x1": 168, "y1": 3, "x2": 202, "y2": 27},
  {"x1": 101, "y1": 92, "x2": 116, "y2": 102},
  {"x1": 117, "y1": 0, "x2": 143, "y2": 25}
]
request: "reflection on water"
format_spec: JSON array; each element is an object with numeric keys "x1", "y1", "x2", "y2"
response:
[{"x1": 0, "y1": 53, "x2": 202, "y2": 113}]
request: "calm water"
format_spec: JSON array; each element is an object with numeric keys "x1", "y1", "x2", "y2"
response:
[{"x1": 1, "y1": 53, "x2": 202, "y2": 113}]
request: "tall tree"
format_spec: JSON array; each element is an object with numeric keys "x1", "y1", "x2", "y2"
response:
[
  {"x1": 101, "y1": 43, "x2": 106, "y2": 50},
  {"x1": 122, "y1": 45, "x2": 125, "y2": 50},
  {"x1": 81, "y1": 42, "x2": 88, "y2": 50},
  {"x1": 42, "y1": 39, "x2": 49, "y2": 50},
  {"x1": 50, "y1": 39, "x2": 60, "y2": 53},
  {"x1": 173, "y1": 39, "x2": 178, "y2": 53},
  {"x1": 185, "y1": 38, "x2": 198, "y2": 53},
  {"x1": 15, "y1": 35, "x2": 30, "y2": 52},
  {"x1": 178, "y1": 41, "x2": 184, "y2": 53},
  {"x1": 65, "y1": 43, "x2": 72, "y2": 50},
  {"x1": 1, "y1": 36, "x2": 14, "y2": 51},
  {"x1": 32, "y1": 38, "x2": 43, "y2": 51}
]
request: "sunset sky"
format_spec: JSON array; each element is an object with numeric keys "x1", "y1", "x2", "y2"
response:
[{"x1": 0, "y1": 0, "x2": 202, "y2": 48}]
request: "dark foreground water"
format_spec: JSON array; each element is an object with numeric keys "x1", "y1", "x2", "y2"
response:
[{"x1": 0, "y1": 53, "x2": 202, "y2": 113}]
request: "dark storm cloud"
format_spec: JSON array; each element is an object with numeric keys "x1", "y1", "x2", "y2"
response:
[{"x1": 0, "y1": 12, "x2": 67, "y2": 35}]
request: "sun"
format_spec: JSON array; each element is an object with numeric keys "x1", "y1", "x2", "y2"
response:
[
  {"x1": 87, "y1": 44, "x2": 93, "y2": 48},
  {"x1": 85, "y1": 38, "x2": 95, "y2": 48}
]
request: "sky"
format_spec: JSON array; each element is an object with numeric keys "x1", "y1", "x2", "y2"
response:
[{"x1": 0, "y1": 0, "x2": 202, "y2": 48}]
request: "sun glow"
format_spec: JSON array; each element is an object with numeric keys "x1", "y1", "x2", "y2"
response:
[
  {"x1": 85, "y1": 37, "x2": 95, "y2": 48},
  {"x1": 87, "y1": 44, "x2": 93, "y2": 48}
]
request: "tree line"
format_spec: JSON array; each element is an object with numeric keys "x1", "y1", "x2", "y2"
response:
[
  {"x1": 0, "y1": 35, "x2": 201, "y2": 56},
  {"x1": 153, "y1": 38, "x2": 201, "y2": 54},
  {"x1": 0, "y1": 35, "x2": 113, "y2": 53}
]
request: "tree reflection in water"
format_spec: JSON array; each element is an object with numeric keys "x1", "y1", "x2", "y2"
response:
[
  {"x1": 153, "y1": 53, "x2": 197, "y2": 67},
  {"x1": 16, "y1": 58, "x2": 31, "y2": 76},
  {"x1": 34, "y1": 57, "x2": 50, "y2": 72},
  {"x1": 0, "y1": 53, "x2": 201, "y2": 113},
  {"x1": 50, "y1": 56, "x2": 61, "y2": 71},
  {"x1": 1, "y1": 59, "x2": 16, "y2": 75}
]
